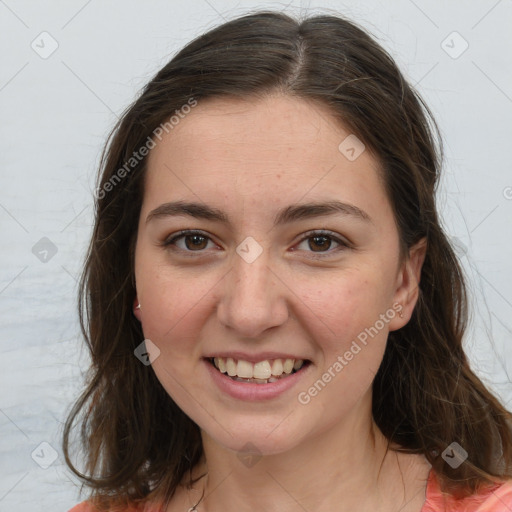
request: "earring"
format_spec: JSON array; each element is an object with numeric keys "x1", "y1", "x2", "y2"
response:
[
  {"x1": 398, "y1": 307, "x2": 403, "y2": 318},
  {"x1": 135, "y1": 303, "x2": 141, "y2": 310}
]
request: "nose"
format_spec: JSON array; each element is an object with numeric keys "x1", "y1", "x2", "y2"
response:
[{"x1": 216, "y1": 249, "x2": 289, "y2": 339}]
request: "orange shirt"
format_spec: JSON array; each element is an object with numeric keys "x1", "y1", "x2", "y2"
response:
[
  {"x1": 422, "y1": 469, "x2": 512, "y2": 511},
  {"x1": 69, "y1": 468, "x2": 512, "y2": 512}
]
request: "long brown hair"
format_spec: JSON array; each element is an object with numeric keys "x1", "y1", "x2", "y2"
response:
[{"x1": 63, "y1": 10, "x2": 512, "y2": 509}]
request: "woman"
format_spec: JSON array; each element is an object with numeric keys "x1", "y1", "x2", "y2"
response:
[{"x1": 65, "y1": 10, "x2": 512, "y2": 512}]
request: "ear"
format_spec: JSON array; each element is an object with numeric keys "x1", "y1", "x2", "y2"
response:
[
  {"x1": 133, "y1": 297, "x2": 142, "y2": 322},
  {"x1": 388, "y1": 237, "x2": 427, "y2": 331}
]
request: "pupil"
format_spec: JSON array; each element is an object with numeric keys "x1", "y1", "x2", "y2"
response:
[
  {"x1": 186, "y1": 235, "x2": 207, "y2": 250},
  {"x1": 310, "y1": 236, "x2": 330, "y2": 252}
]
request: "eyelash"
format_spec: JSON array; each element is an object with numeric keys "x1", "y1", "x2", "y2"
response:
[{"x1": 162, "y1": 229, "x2": 350, "y2": 258}]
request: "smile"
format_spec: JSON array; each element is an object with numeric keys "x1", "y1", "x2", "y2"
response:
[{"x1": 209, "y1": 356, "x2": 309, "y2": 384}]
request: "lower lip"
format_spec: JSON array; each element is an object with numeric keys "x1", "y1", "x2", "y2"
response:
[{"x1": 203, "y1": 359, "x2": 311, "y2": 401}]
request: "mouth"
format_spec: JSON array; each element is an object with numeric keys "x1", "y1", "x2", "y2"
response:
[{"x1": 206, "y1": 356, "x2": 311, "y2": 384}]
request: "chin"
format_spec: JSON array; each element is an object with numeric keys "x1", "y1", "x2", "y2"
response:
[{"x1": 199, "y1": 413, "x2": 313, "y2": 457}]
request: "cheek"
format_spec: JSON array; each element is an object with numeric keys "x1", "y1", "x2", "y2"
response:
[
  {"x1": 296, "y1": 281, "x2": 391, "y2": 416},
  {"x1": 294, "y1": 270, "x2": 393, "y2": 385},
  {"x1": 135, "y1": 249, "x2": 215, "y2": 341},
  {"x1": 297, "y1": 270, "x2": 392, "y2": 341},
  {"x1": 135, "y1": 260, "x2": 212, "y2": 405}
]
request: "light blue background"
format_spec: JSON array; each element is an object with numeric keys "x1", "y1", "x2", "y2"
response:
[{"x1": 1, "y1": 1, "x2": 511, "y2": 510}]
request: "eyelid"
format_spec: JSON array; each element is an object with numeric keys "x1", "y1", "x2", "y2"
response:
[
  {"x1": 294, "y1": 229, "x2": 351, "y2": 256},
  {"x1": 162, "y1": 229, "x2": 350, "y2": 257},
  {"x1": 162, "y1": 229, "x2": 218, "y2": 254}
]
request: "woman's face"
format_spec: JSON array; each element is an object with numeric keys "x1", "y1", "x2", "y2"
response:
[{"x1": 134, "y1": 94, "x2": 423, "y2": 455}]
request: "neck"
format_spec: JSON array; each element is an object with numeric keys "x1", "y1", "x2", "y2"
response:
[{"x1": 182, "y1": 394, "x2": 430, "y2": 512}]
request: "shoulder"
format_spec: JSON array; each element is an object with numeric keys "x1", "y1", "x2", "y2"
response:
[
  {"x1": 422, "y1": 471, "x2": 512, "y2": 511},
  {"x1": 68, "y1": 501, "x2": 164, "y2": 512},
  {"x1": 475, "y1": 478, "x2": 512, "y2": 509},
  {"x1": 68, "y1": 503, "x2": 97, "y2": 512}
]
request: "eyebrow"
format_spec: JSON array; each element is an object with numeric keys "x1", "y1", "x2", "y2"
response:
[{"x1": 146, "y1": 199, "x2": 372, "y2": 226}]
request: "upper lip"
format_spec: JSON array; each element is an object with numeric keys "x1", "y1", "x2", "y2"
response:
[{"x1": 203, "y1": 352, "x2": 310, "y2": 363}]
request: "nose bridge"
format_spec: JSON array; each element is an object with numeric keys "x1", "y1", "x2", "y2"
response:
[
  {"x1": 218, "y1": 244, "x2": 288, "y2": 338},
  {"x1": 233, "y1": 251, "x2": 271, "y2": 300}
]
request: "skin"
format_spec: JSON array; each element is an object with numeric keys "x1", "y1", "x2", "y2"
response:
[{"x1": 133, "y1": 94, "x2": 431, "y2": 512}]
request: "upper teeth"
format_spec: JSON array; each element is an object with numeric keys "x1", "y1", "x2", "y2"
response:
[{"x1": 213, "y1": 357, "x2": 304, "y2": 379}]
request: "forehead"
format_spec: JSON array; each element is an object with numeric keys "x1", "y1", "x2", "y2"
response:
[
  {"x1": 143, "y1": 94, "x2": 391, "y2": 226},
  {"x1": 149, "y1": 94, "x2": 371, "y2": 167}
]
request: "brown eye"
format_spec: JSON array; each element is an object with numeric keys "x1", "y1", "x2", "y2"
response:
[
  {"x1": 163, "y1": 230, "x2": 215, "y2": 253},
  {"x1": 295, "y1": 231, "x2": 349, "y2": 257},
  {"x1": 308, "y1": 235, "x2": 333, "y2": 252},
  {"x1": 183, "y1": 234, "x2": 208, "y2": 250}
]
